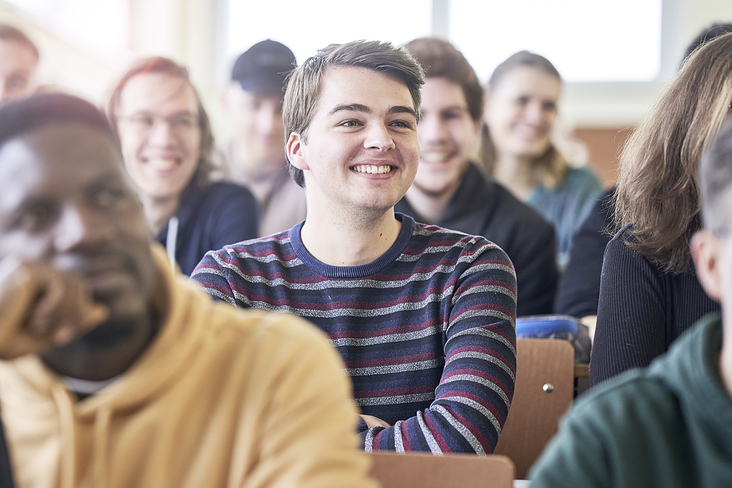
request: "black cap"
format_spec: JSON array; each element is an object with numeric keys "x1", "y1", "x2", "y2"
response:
[{"x1": 231, "y1": 39, "x2": 296, "y2": 93}]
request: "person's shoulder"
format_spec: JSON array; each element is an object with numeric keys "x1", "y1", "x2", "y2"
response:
[
  {"x1": 571, "y1": 366, "x2": 680, "y2": 429},
  {"x1": 408, "y1": 218, "x2": 512, "y2": 264},
  {"x1": 563, "y1": 166, "x2": 602, "y2": 189},
  {"x1": 489, "y1": 179, "x2": 555, "y2": 231}
]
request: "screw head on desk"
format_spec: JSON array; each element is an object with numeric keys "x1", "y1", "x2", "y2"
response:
[{"x1": 542, "y1": 383, "x2": 554, "y2": 393}]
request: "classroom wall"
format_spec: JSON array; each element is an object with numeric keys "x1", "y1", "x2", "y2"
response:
[{"x1": 1, "y1": 0, "x2": 731, "y2": 187}]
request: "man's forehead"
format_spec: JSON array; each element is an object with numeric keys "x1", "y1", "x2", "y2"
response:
[
  {"x1": 319, "y1": 66, "x2": 414, "y2": 112},
  {"x1": 119, "y1": 73, "x2": 198, "y2": 114}
]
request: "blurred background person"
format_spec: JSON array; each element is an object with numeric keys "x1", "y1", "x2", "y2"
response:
[
  {"x1": 555, "y1": 22, "x2": 732, "y2": 334},
  {"x1": 482, "y1": 51, "x2": 603, "y2": 268},
  {"x1": 398, "y1": 37, "x2": 557, "y2": 317},
  {"x1": 108, "y1": 57, "x2": 259, "y2": 275},
  {"x1": 590, "y1": 32, "x2": 732, "y2": 387},
  {"x1": 0, "y1": 23, "x2": 38, "y2": 103},
  {"x1": 220, "y1": 39, "x2": 306, "y2": 236}
]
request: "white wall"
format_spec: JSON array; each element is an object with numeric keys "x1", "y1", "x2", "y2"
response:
[{"x1": 1, "y1": 0, "x2": 732, "y2": 131}]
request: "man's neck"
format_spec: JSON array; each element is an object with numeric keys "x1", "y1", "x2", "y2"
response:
[
  {"x1": 141, "y1": 194, "x2": 180, "y2": 235},
  {"x1": 404, "y1": 180, "x2": 460, "y2": 223},
  {"x1": 299, "y1": 207, "x2": 402, "y2": 267}
]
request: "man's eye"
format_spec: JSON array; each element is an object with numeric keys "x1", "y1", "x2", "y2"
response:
[
  {"x1": 169, "y1": 116, "x2": 197, "y2": 130},
  {"x1": 129, "y1": 115, "x2": 155, "y2": 129},
  {"x1": 339, "y1": 120, "x2": 361, "y2": 127},
  {"x1": 17, "y1": 206, "x2": 52, "y2": 231},
  {"x1": 390, "y1": 120, "x2": 412, "y2": 129}
]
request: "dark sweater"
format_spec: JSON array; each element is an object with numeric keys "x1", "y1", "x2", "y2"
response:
[
  {"x1": 396, "y1": 163, "x2": 557, "y2": 317},
  {"x1": 554, "y1": 188, "x2": 615, "y2": 317},
  {"x1": 590, "y1": 225, "x2": 719, "y2": 386},
  {"x1": 192, "y1": 213, "x2": 517, "y2": 454},
  {"x1": 156, "y1": 182, "x2": 259, "y2": 275},
  {"x1": 531, "y1": 313, "x2": 732, "y2": 488}
]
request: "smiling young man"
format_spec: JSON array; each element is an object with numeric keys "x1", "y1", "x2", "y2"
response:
[
  {"x1": 192, "y1": 40, "x2": 517, "y2": 454},
  {"x1": 108, "y1": 57, "x2": 259, "y2": 275},
  {"x1": 396, "y1": 37, "x2": 557, "y2": 317},
  {"x1": 0, "y1": 93, "x2": 378, "y2": 488}
]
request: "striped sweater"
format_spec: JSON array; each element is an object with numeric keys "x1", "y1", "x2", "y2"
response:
[{"x1": 191, "y1": 213, "x2": 517, "y2": 454}]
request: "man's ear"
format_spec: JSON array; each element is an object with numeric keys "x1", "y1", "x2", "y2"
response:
[
  {"x1": 286, "y1": 132, "x2": 309, "y2": 171},
  {"x1": 691, "y1": 229, "x2": 724, "y2": 302}
]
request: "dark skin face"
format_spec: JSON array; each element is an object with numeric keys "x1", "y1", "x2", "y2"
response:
[{"x1": 0, "y1": 122, "x2": 160, "y2": 380}]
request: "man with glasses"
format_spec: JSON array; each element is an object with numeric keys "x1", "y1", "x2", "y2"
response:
[{"x1": 107, "y1": 57, "x2": 259, "y2": 275}]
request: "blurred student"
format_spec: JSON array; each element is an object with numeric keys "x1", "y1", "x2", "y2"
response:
[
  {"x1": 529, "y1": 117, "x2": 732, "y2": 488},
  {"x1": 555, "y1": 22, "x2": 732, "y2": 331},
  {"x1": 0, "y1": 92, "x2": 377, "y2": 488},
  {"x1": 108, "y1": 57, "x2": 259, "y2": 275},
  {"x1": 221, "y1": 40, "x2": 306, "y2": 236},
  {"x1": 397, "y1": 37, "x2": 557, "y2": 317},
  {"x1": 0, "y1": 24, "x2": 38, "y2": 103},
  {"x1": 590, "y1": 33, "x2": 732, "y2": 386},
  {"x1": 193, "y1": 40, "x2": 517, "y2": 454},
  {"x1": 483, "y1": 51, "x2": 602, "y2": 268}
]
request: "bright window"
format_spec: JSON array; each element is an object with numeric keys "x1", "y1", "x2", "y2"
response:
[
  {"x1": 227, "y1": 0, "x2": 431, "y2": 69},
  {"x1": 448, "y1": 0, "x2": 662, "y2": 83}
]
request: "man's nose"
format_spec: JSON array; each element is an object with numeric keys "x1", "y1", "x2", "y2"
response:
[
  {"x1": 364, "y1": 123, "x2": 396, "y2": 151},
  {"x1": 147, "y1": 118, "x2": 176, "y2": 145},
  {"x1": 417, "y1": 115, "x2": 445, "y2": 143}
]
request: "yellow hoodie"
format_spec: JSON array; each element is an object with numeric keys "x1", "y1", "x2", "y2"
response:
[{"x1": 0, "y1": 247, "x2": 378, "y2": 488}]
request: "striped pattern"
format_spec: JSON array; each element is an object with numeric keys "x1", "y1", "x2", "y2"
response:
[{"x1": 192, "y1": 214, "x2": 517, "y2": 453}]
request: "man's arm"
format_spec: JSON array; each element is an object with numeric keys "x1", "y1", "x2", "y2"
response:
[
  {"x1": 362, "y1": 239, "x2": 517, "y2": 454},
  {"x1": 0, "y1": 258, "x2": 107, "y2": 359}
]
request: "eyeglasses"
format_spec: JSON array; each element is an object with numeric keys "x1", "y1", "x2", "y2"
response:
[{"x1": 118, "y1": 113, "x2": 200, "y2": 134}]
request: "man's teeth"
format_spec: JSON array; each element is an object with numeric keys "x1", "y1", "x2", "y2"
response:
[
  {"x1": 420, "y1": 153, "x2": 450, "y2": 163},
  {"x1": 147, "y1": 159, "x2": 177, "y2": 170},
  {"x1": 353, "y1": 165, "x2": 393, "y2": 174}
]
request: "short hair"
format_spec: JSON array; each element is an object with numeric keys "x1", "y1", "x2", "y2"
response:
[
  {"x1": 700, "y1": 119, "x2": 732, "y2": 235},
  {"x1": 0, "y1": 92, "x2": 115, "y2": 152},
  {"x1": 283, "y1": 40, "x2": 424, "y2": 188},
  {"x1": 0, "y1": 24, "x2": 39, "y2": 60},
  {"x1": 106, "y1": 57, "x2": 215, "y2": 189},
  {"x1": 404, "y1": 37, "x2": 482, "y2": 121},
  {"x1": 615, "y1": 32, "x2": 732, "y2": 273},
  {"x1": 482, "y1": 51, "x2": 565, "y2": 188}
]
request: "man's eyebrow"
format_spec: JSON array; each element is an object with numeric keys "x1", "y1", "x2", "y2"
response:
[
  {"x1": 389, "y1": 105, "x2": 418, "y2": 119},
  {"x1": 328, "y1": 104, "x2": 370, "y2": 116}
]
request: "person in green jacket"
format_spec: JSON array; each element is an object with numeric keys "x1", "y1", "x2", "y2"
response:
[{"x1": 529, "y1": 115, "x2": 732, "y2": 487}]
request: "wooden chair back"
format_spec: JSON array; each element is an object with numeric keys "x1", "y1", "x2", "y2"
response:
[
  {"x1": 367, "y1": 451, "x2": 515, "y2": 488},
  {"x1": 494, "y1": 338, "x2": 575, "y2": 479}
]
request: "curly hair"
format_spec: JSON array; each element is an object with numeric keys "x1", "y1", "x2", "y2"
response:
[{"x1": 614, "y1": 32, "x2": 732, "y2": 274}]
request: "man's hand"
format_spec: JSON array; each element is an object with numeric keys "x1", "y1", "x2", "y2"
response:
[
  {"x1": 0, "y1": 258, "x2": 109, "y2": 359},
  {"x1": 360, "y1": 414, "x2": 391, "y2": 429}
]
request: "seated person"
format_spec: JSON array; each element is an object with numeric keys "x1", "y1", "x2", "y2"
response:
[
  {"x1": 0, "y1": 24, "x2": 38, "y2": 103},
  {"x1": 192, "y1": 40, "x2": 517, "y2": 454},
  {"x1": 553, "y1": 187, "x2": 614, "y2": 338},
  {"x1": 482, "y1": 51, "x2": 603, "y2": 269},
  {"x1": 0, "y1": 92, "x2": 378, "y2": 488},
  {"x1": 220, "y1": 40, "x2": 306, "y2": 236},
  {"x1": 528, "y1": 118, "x2": 732, "y2": 488},
  {"x1": 107, "y1": 57, "x2": 259, "y2": 275},
  {"x1": 398, "y1": 37, "x2": 558, "y2": 317}
]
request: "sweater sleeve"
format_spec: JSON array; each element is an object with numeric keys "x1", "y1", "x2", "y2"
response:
[
  {"x1": 590, "y1": 231, "x2": 667, "y2": 386},
  {"x1": 363, "y1": 240, "x2": 517, "y2": 454}
]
